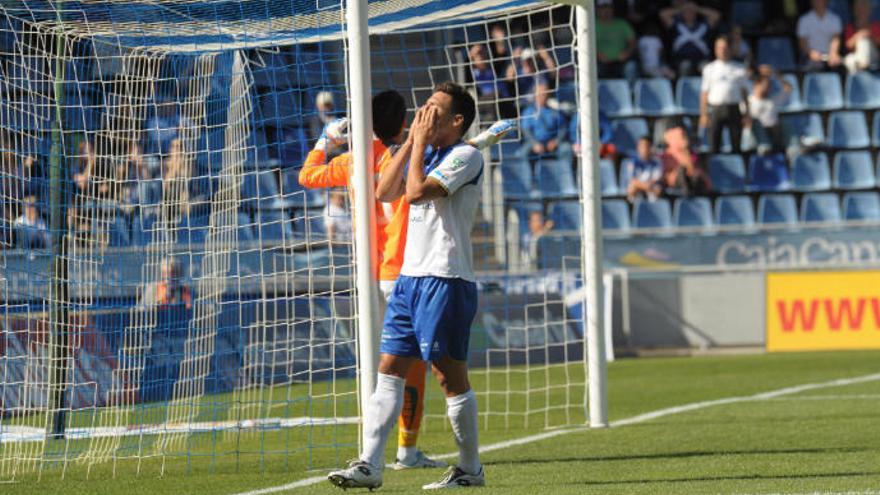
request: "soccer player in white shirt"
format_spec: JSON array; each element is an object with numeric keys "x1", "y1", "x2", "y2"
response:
[{"x1": 328, "y1": 82, "x2": 485, "y2": 490}]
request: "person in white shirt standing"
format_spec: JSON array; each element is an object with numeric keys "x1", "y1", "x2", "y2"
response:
[
  {"x1": 327, "y1": 81, "x2": 485, "y2": 490},
  {"x1": 797, "y1": 0, "x2": 843, "y2": 71},
  {"x1": 699, "y1": 35, "x2": 751, "y2": 154}
]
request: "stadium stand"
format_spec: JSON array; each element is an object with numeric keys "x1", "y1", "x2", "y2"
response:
[
  {"x1": 803, "y1": 72, "x2": 844, "y2": 112},
  {"x1": 757, "y1": 193, "x2": 799, "y2": 226},
  {"x1": 792, "y1": 152, "x2": 833, "y2": 192},
  {"x1": 801, "y1": 192, "x2": 842, "y2": 223}
]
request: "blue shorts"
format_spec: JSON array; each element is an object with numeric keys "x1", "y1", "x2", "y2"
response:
[{"x1": 380, "y1": 275, "x2": 478, "y2": 362}]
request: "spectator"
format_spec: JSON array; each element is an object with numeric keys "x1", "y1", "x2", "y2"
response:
[
  {"x1": 729, "y1": 25, "x2": 753, "y2": 65},
  {"x1": 570, "y1": 112, "x2": 616, "y2": 159},
  {"x1": 797, "y1": 0, "x2": 843, "y2": 71},
  {"x1": 140, "y1": 257, "x2": 192, "y2": 309},
  {"x1": 323, "y1": 190, "x2": 352, "y2": 241},
  {"x1": 843, "y1": 0, "x2": 880, "y2": 73},
  {"x1": 522, "y1": 209, "x2": 554, "y2": 269},
  {"x1": 506, "y1": 45, "x2": 555, "y2": 103},
  {"x1": 521, "y1": 82, "x2": 567, "y2": 157},
  {"x1": 638, "y1": 22, "x2": 676, "y2": 79},
  {"x1": 66, "y1": 206, "x2": 93, "y2": 248},
  {"x1": 660, "y1": 0, "x2": 721, "y2": 76},
  {"x1": 700, "y1": 35, "x2": 751, "y2": 154},
  {"x1": 625, "y1": 136, "x2": 662, "y2": 202},
  {"x1": 13, "y1": 196, "x2": 49, "y2": 249},
  {"x1": 595, "y1": 0, "x2": 638, "y2": 82},
  {"x1": 661, "y1": 125, "x2": 712, "y2": 196},
  {"x1": 748, "y1": 66, "x2": 792, "y2": 153},
  {"x1": 73, "y1": 139, "x2": 96, "y2": 200},
  {"x1": 489, "y1": 23, "x2": 514, "y2": 80},
  {"x1": 144, "y1": 99, "x2": 180, "y2": 156},
  {"x1": 161, "y1": 138, "x2": 191, "y2": 215},
  {"x1": 468, "y1": 44, "x2": 513, "y2": 120},
  {"x1": 308, "y1": 91, "x2": 337, "y2": 143}
]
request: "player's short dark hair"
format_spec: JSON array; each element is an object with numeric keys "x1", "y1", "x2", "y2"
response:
[
  {"x1": 433, "y1": 81, "x2": 476, "y2": 138},
  {"x1": 372, "y1": 90, "x2": 407, "y2": 142}
]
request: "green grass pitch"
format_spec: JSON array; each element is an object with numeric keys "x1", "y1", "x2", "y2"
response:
[{"x1": 2, "y1": 350, "x2": 879, "y2": 494}]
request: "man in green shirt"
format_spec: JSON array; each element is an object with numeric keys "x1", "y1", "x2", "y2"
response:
[{"x1": 595, "y1": 0, "x2": 637, "y2": 81}]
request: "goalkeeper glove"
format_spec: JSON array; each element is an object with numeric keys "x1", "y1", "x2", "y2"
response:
[
  {"x1": 314, "y1": 117, "x2": 349, "y2": 152},
  {"x1": 467, "y1": 119, "x2": 516, "y2": 150}
]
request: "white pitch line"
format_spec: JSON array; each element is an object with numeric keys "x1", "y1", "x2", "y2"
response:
[{"x1": 230, "y1": 372, "x2": 880, "y2": 495}]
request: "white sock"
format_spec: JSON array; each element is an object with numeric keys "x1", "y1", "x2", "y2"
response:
[
  {"x1": 361, "y1": 373, "x2": 405, "y2": 469},
  {"x1": 397, "y1": 445, "x2": 418, "y2": 463},
  {"x1": 446, "y1": 389, "x2": 481, "y2": 475}
]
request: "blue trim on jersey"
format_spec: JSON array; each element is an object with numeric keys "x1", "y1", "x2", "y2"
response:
[{"x1": 380, "y1": 275, "x2": 478, "y2": 361}]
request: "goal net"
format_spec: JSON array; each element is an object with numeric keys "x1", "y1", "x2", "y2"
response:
[{"x1": 0, "y1": 0, "x2": 594, "y2": 481}]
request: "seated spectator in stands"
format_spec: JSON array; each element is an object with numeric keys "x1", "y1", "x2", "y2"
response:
[
  {"x1": 506, "y1": 45, "x2": 555, "y2": 104},
  {"x1": 66, "y1": 206, "x2": 93, "y2": 248},
  {"x1": 140, "y1": 257, "x2": 192, "y2": 309},
  {"x1": 469, "y1": 44, "x2": 512, "y2": 120},
  {"x1": 748, "y1": 66, "x2": 792, "y2": 153},
  {"x1": 323, "y1": 190, "x2": 352, "y2": 241},
  {"x1": 728, "y1": 25, "x2": 752, "y2": 65},
  {"x1": 308, "y1": 91, "x2": 337, "y2": 144},
  {"x1": 797, "y1": 0, "x2": 842, "y2": 71},
  {"x1": 660, "y1": 124, "x2": 712, "y2": 196},
  {"x1": 660, "y1": 0, "x2": 720, "y2": 76},
  {"x1": 625, "y1": 136, "x2": 662, "y2": 202},
  {"x1": 638, "y1": 23, "x2": 675, "y2": 79},
  {"x1": 20, "y1": 155, "x2": 43, "y2": 197},
  {"x1": 161, "y1": 138, "x2": 191, "y2": 215},
  {"x1": 144, "y1": 99, "x2": 180, "y2": 156},
  {"x1": 595, "y1": 0, "x2": 638, "y2": 82},
  {"x1": 522, "y1": 82, "x2": 567, "y2": 157},
  {"x1": 73, "y1": 139, "x2": 96, "y2": 199},
  {"x1": 570, "y1": 112, "x2": 616, "y2": 159},
  {"x1": 700, "y1": 35, "x2": 750, "y2": 154},
  {"x1": 843, "y1": 0, "x2": 880, "y2": 73},
  {"x1": 522, "y1": 209, "x2": 554, "y2": 269},
  {"x1": 13, "y1": 196, "x2": 49, "y2": 249},
  {"x1": 115, "y1": 144, "x2": 143, "y2": 215}
]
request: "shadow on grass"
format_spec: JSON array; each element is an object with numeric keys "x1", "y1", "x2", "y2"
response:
[
  {"x1": 486, "y1": 447, "x2": 874, "y2": 466},
  {"x1": 571, "y1": 470, "x2": 880, "y2": 486}
]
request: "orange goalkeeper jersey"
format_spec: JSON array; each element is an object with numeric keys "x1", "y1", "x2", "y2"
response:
[{"x1": 298, "y1": 140, "x2": 409, "y2": 281}]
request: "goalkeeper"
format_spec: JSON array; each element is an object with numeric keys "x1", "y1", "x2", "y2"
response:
[{"x1": 298, "y1": 90, "x2": 512, "y2": 469}]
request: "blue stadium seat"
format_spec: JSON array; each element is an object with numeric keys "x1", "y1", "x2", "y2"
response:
[
  {"x1": 632, "y1": 199, "x2": 672, "y2": 230},
  {"x1": 843, "y1": 191, "x2": 880, "y2": 220},
  {"x1": 601, "y1": 199, "x2": 631, "y2": 233},
  {"x1": 255, "y1": 210, "x2": 294, "y2": 241},
  {"x1": 633, "y1": 78, "x2": 677, "y2": 116},
  {"x1": 536, "y1": 159, "x2": 577, "y2": 198},
  {"x1": 747, "y1": 154, "x2": 791, "y2": 192},
  {"x1": 801, "y1": 192, "x2": 842, "y2": 224},
  {"x1": 549, "y1": 200, "x2": 581, "y2": 231},
  {"x1": 827, "y1": 111, "x2": 871, "y2": 149},
  {"x1": 611, "y1": 118, "x2": 649, "y2": 157},
  {"x1": 781, "y1": 112, "x2": 825, "y2": 148},
  {"x1": 872, "y1": 112, "x2": 880, "y2": 146},
  {"x1": 599, "y1": 159, "x2": 619, "y2": 197},
  {"x1": 536, "y1": 235, "x2": 581, "y2": 270},
  {"x1": 132, "y1": 212, "x2": 157, "y2": 246},
  {"x1": 177, "y1": 214, "x2": 210, "y2": 245},
  {"x1": 501, "y1": 157, "x2": 535, "y2": 200},
  {"x1": 618, "y1": 158, "x2": 634, "y2": 188},
  {"x1": 833, "y1": 151, "x2": 876, "y2": 189},
  {"x1": 708, "y1": 154, "x2": 746, "y2": 193},
  {"x1": 803, "y1": 72, "x2": 844, "y2": 111},
  {"x1": 241, "y1": 169, "x2": 282, "y2": 211},
  {"x1": 845, "y1": 72, "x2": 880, "y2": 109},
  {"x1": 715, "y1": 195, "x2": 755, "y2": 227},
  {"x1": 758, "y1": 194, "x2": 798, "y2": 226},
  {"x1": 107, "y1": 215, "x2": 131, "y2": 247},
  {"x1": 768, "y1": 73, "x2": 802, "y2": 113},
  {"x1": 597, "y1": 79, "x2": 633, "y2": 118},
  {"x1": 731, "y1": 0, "x2": 765, "y2": 30},
  {"x1": 791, "y1": 152, "x2": 832, "y2": 191},
  {"x1": 673, "y1": 197, "x2": 713, "y2": 229},
  {"x1": 675, "y1": 76, "x2": 702, "y2": 116},
  {"x1": 237, "y1": 211, "x2": 255, "y2": 243},
  {"x1": 756, "y1": 37, "x2": 796, "y2": 73}
]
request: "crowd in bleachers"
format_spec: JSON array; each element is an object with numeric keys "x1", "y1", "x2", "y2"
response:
[{"x1": 487, "y1": 0, "x2": 880, "y2": 262}]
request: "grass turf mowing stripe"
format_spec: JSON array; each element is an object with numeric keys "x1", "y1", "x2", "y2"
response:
[{"x1": 229, "y1": 371, "x2": 880, "y2": 495}]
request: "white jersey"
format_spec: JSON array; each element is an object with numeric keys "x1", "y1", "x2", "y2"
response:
[{"x1": 400, "y1": 142, "x2": 484, "y2": 282}]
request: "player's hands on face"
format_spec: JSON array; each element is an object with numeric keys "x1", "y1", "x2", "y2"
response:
[{"x1": 411, "y1": 104, "x2": 440, "y2": 146}]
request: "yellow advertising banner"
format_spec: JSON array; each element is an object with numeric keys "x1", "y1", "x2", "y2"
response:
[{"x1": 767, "y1": 271, "x2": 880, "y2": 352}]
